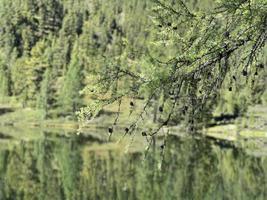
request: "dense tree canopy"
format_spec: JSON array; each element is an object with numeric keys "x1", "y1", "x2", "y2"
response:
[
  {"x1": 0, "y1": 0, "x2": 150, "y2": 115},
  {"x1": 0, "y1": 0, "x2": 266, "y2": 133},
  {"x1": 80, "y1": 0, "x2": 266, "y2": 133}
]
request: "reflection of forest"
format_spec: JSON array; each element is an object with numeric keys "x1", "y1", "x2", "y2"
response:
[{"x1": 0, "y1": 134, "x2": 266, "y2": 200}]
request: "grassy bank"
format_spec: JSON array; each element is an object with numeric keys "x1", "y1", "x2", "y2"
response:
[
  {"x1": 0, "y1": 101, "x2": 267, "y2": 142},
  {"x1": 205, "y1": 105, "x2": 267, "y2": 140}
]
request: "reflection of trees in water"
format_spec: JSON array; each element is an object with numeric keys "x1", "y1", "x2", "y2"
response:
[
  {"x1": 0, "y1": 135, "x2": 83, "y2": 200},
  {"x1": 0, "y1": 135, "x2": 266, "y2": 200}
]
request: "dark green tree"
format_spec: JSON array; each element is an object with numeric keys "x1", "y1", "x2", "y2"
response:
[
  {"x1": 59, "y1": 41, "x2": 84, "y2": 116},
  {"x1": 38, "y1": 67, "x2": 52, "y2": 119},
  {"x1": 0, "y1": 54, "x2": 11, "y2": 101}
]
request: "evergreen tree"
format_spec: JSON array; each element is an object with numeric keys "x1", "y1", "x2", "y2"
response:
[
  {"x1": 59, "y1": 42, "x2": 84, "y2": 116},
  {"x1": 0, "y1": 0, "x2": 265, "y2": 125},
  {"x1": 0, "y1": 51, "x2": 12, "y2": 99},
  {"x1": 24, "y1": 40, "x2": 50, "y2": 105},
  {"x1": 0, "y1": 62, "x2": 10, "y2": 101},
  {"x1": 81, "y1": 0, "x2": 266, "y2": 133},
  {"x1": 38, "y1": 67, "x2": 52, "y2": 119}
]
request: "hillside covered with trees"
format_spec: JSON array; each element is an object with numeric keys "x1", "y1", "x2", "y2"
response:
[
  {"x1": 0, "y1": 0, "x2": 266, "y2": 133},
  {"x1": 0, "y1": 0, "x2": 150, "y2": 116}
]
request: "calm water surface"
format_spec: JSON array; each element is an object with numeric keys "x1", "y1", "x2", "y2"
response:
[{"x1": 0, "y1": 128, "x2": 266, "y2": 200}]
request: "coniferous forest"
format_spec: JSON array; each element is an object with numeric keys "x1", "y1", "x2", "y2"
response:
[
  {"x1": 0, "y1": 1, "x2": 266, "y2": 199},
  {"x1": 0, "y1": 0, "x2": 151, "y2": 117},
  {"x1": 0, "y1": 0, "x2": 266, "y2": 128}
]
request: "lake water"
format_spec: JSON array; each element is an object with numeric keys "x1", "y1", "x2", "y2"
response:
[{"x1": 0, "y1": 128, "x2": 267, "y2": 200}]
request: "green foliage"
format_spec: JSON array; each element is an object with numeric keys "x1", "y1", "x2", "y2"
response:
[
  {"x1": 38, "y1": 67, "x2": 53, "y2": 119},
  {"x1": 59, "y1": 42, "x2": 84, "y2": 115},
  {"x1": 80, "y1": 0, "x2": 266, "y2": 133},
  {"x1": 0, "y1": 0, "x2": 265, "y2": 129},
  {"x1": 0, "y1": 56, "x2": 10, "y2": 100},
  {"x1": 0, "y1": 0, "x2": 153, "y2": 118}
]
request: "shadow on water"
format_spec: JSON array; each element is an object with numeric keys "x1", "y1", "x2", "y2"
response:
[{"x1": 0, "y1": 128, "x2": 267, "y2": 200}]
